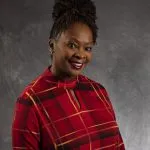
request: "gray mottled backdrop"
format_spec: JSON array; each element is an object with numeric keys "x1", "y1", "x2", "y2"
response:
[{"x1": 0, "y1": 0, "x2": 150, "y2": 149}]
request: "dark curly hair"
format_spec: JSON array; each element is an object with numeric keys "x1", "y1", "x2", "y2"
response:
[{"x1": 49, "y1": 0, "x2": 98, "y2": 43}]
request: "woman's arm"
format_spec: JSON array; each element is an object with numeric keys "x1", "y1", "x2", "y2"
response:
[
  {"x1": 101, "y1": 85, "x2": 125, "y2": 150},
  {"x1": 12, "y1": 97, "x2": 40, "y2": 150}
]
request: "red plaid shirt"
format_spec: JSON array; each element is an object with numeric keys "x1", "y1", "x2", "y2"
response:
[{"x1": 12, "y1": 66, "x2": 125, "y2": 150}]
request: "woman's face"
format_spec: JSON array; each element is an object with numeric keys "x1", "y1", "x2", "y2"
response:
[{"x1": 50, "y1": 22, "x2": 94, "y2": 79}]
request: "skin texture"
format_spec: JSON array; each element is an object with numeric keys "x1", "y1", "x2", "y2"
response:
[{"x1": 49, "y1": 22, "x2": 94, "y2": 80}]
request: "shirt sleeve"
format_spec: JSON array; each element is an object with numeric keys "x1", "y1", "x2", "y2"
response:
[
  {"x1": 98, "y1": 84, "x2": 126, "y2": 150},
  {"x1": 116, "y1": 132, "x2": 126, "y2": 150},
  {"x1": 12, "y1": 97, "x2": 40, "y2": 150}
]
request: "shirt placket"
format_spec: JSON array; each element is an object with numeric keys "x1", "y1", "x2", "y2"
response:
[{"x1": 69, "y1": 89, "x2": 81, "y2": 110}]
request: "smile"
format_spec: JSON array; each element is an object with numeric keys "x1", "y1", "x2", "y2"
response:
[{"x1": 69, "y1": 61, "x2": 84, "y2": 70}]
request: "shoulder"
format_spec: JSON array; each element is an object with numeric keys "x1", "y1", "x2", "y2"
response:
[
  {"x1": 78, "y1": 74, "x2": 112, "y2": 103},
  {"x1": 16, "y1": 67, "x2": 56, "y2": 106},
  {"x1": 77, "y1": 74, "x2": 111, "y2": 105},
  {"x1": 77, "y1": 74, "x2": 106, "y2": 91}
]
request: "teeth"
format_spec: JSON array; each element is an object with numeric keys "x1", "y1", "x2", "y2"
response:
[
  {"x1": 70, "y1": 61, "x2": 83, "y2": 69},
  {"x1": 73, "y1": 63, "x2": 82, "y2": 66},
  {"x1": 70, "y1": 61, "x2": 83, "y2": 68},
  {"x1": 73, "y1": 63, "x2": 82, "y2": 67}
]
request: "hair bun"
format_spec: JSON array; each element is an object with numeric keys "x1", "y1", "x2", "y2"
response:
[{"x1": 52, "y1": 0, "x2": 97, "y2": 22}]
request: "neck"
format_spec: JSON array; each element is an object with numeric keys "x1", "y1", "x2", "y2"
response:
[{"x1": 50, "y1": 65, "x2": 76, "y2": 81}]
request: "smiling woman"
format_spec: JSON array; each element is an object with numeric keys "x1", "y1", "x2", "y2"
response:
[
  {"x1": 50, "y1": 22, "x2": 93, "y2": 79},
  {"x1": 12, "y1": 0, "x2": 125, "y2": 150}
]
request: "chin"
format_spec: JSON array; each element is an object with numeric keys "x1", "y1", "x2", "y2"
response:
[{"x1": 71, "y1": 68, "x2": 84, "y2": 76}]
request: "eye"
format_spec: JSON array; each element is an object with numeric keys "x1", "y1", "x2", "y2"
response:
[
  {"x1": 68, "y1": 42, "x2": 78, "y2": 49},
  {"x1": 85, "y1": 47, "x2": 92, "y2": 52}
]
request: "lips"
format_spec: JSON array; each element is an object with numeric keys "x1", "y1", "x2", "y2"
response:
[{"x1": 69, "y1": 60, "x2": 84, "y2": 70}]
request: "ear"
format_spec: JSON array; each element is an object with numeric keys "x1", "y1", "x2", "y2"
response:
[{"x1": 49, "y1": 39, "x2": 55, "y2": 49}]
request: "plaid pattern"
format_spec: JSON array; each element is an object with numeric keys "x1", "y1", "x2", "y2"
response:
[{"x1": 12, "y1": 66, "x2": 125, "y2": 150}]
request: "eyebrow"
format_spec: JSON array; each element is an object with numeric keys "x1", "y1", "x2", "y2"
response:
[{"x1": 69, "y1": 37, "x2": 94, "y2": 45}]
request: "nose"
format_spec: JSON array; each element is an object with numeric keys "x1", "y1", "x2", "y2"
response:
[{"x1": 74, "y1": 48, "x2": 86, "y2": 60}]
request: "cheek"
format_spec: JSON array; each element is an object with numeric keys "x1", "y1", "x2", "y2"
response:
[
  {"x1": 63, "y1": 47, "x2": 75, "y2": 59},
  {"x1": 86, "y1": 53, "x2": 92, "y2": 62},
  {"x1": 55, "y1": 47, "x2": 70, "y2": 62}
]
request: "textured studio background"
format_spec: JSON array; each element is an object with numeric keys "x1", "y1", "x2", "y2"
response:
[{"x1": 0, "y1": 0, "x2": 150, "y2": 149}]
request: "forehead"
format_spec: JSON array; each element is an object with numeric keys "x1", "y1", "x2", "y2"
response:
[{"x1": 59, "y1": 22, "x2": 93, "y2": 44}]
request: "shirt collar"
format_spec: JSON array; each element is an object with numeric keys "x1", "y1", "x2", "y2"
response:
[{"x1": 43, "y1": 65, "x2": 78, "y2": 89}]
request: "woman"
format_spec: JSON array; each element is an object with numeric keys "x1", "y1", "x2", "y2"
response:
[{"x1": 12, "y1": 0, "x2": 125, "y2": 149}]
